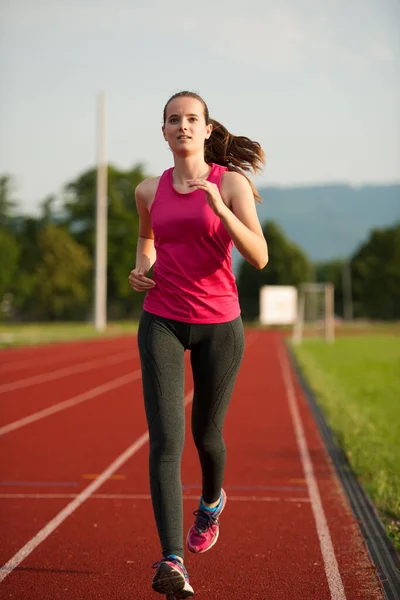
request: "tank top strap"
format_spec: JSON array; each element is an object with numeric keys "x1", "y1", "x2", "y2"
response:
[
  {"x1": 156, "y1": 168, "x2": 173, "y2": 195},
  {"x1": 207, "y1": 163, "x2": 228, "y2": 189},
  {"x1": 151, "y1": 168, "x2": 173, "y2": 213}
]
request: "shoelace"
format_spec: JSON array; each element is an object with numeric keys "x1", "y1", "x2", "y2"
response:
[{"x1": 192, "y1": 508, "x2": 219, "y2": 533}]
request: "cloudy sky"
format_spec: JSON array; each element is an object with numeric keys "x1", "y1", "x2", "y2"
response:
[{"x1": 1, "y1": 0, "x2": 399, "y2": 214}]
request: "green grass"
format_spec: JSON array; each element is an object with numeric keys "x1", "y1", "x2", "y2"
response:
[
  {"x1": 0, "y1": 321, "x2": 139, "y2": 349},
  {"x1": 292, "y1": 336, "x2": 400, "y2": 553}
]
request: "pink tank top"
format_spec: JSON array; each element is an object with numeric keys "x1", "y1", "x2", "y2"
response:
[{"x1": 143, "y1": 163, "x2": 240, "y2": 324}]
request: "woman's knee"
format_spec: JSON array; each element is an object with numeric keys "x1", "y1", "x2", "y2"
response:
[
  {"x1": 150, "y1": 433, "x2": 185, "y2": 461},
  {"x1": 192, "y1": 428, "x2": 224, "y2": 455}
]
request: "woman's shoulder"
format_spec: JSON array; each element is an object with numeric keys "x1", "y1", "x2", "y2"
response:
[
  {"x1": 221, "y1": 169, "x2": 247, "y2": 183},
  {"x1": 221, "y1": 170, "x2": 251, "y2": 193},
  {"x1": 135, "y1": 176, "x2": 161, "y2": 209},
  {"x1": 136, "y1": 176, "x2": 161, "y2": 197}
]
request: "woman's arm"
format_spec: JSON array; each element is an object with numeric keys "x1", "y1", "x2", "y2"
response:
[
  {"x1": 128, "y1": 179, "x2": 158, "y2": 292},
  {"x1": 188, "y1": 171, "x2": 268, "y2": 270},
  {"x1": 220, "y1": 172, "x2": 268, "y2": 269}
]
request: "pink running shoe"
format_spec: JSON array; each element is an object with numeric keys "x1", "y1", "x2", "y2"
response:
[
  {"x1": 186, "y1": 489, "x2": 227, "y2": 554},
  {"x1": 152, "y1": 556, "x2": 194, "y2": 599}
]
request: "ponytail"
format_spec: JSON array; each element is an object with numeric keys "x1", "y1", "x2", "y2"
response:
[
  {"x1": 205, "y1": 119, "x2": 265, "y2": 202},
  {"x1": 163, "y1": 91, "x2": 266, "y2": 202}
]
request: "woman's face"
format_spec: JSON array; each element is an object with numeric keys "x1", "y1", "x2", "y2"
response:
[{"x1": 163, "y1": 97, "x2": 212, "y2": 156}]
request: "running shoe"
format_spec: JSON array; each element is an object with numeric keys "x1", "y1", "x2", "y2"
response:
[
  {"x1": 186, "y1": 489, "x2": 227, "y2": 554},
  {"x1": 152, "y1": 556, "x2": 194, "y2": 599}
]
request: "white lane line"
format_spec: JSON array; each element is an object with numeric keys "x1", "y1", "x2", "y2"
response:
[
  {"x1": 0, "y1": 390, "x2": 193, "y2": 581},
  {"x1": 0, "y1": 351, "x2": 137, "y2": 394},
  {"x1": 0, "y1": 370, "x2": 141, "y2": 436},
  {"x1": 1, "y1": 331, "x2": 254, "y2": 378},
  {"x1": 278, "y1": 343, "x2": 347, "y2": 600},
  {"x1": 0, "y1": 342, "x2": 134, "y2": 373},
  {"x1": 0, "y1": 493, "x2": 310, "y2": 502},
  {"x1": 245, "y1": 331, "x2": 259, "y2": 348}
]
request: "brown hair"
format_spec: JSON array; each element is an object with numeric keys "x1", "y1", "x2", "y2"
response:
[{"x1": 163, "y1": 91, "x2": 265, "y2": 201}]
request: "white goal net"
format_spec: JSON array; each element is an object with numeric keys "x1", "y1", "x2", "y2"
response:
[{"x1": 292, "y1": 283, "x2": 335, "y2": 344}]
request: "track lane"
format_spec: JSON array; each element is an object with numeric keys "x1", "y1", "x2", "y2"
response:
[
  {"x1": 0, "y1": 356, "x2": 141, "y2": 429},
  {"x1": 285, "y1": 336, "x2": 384, "y2": 600},
  {"x1": 2, "y1": 331, "x2": 328, "y2": 599},
  {"x1": 0, "y1": 373, "x2": 147, "y2": 565},
  {"x1": 0, "y1": 331, "x2": 384, "y2": 599},
  {"x1": 0, "y1": 335, "x2": 136, "y2": 374},
  {"x1": 0, "y1": 341, "x2": 192, "y2": 571},
  {"x1": 0, "y1": 348, "x2": 137, "y2": 394}
]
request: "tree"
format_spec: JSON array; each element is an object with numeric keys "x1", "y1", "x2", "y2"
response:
[
  {"x1": 351, "y1": 223, "x2": 400, "y2": 319},
  {"x1": 0, "y1": 175, "x2": 18, "y2": 229},
  {"x1": 40, "y1": 195, "x2": 57, "y2": 226},
  {"x1": 0, "y1": 230, "x2": 19, "y2": 317},
  {"x1": 8, "y1": 194, "x2": 66, "y2": 318},
  {"x1": 237, "y1": 221, "x2": 312, "y2": 320},
  {"x1": 8, "y1": 216, "x2": 44, "y2": 318},
  {"x1": 33, "y1": 225, "x2": 92, "y2": 320},
  {"x1": 62, "y1": 164, "x2": 147, "y2": 317}
]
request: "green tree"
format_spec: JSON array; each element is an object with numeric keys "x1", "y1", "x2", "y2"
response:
[
  {"x1": 0, "y1": 175, "x2": 18, "y2": 229},
  {"x1": 10, "y1": 216, "x2": 44, "y2": 318},
  {"x1": 237, "y1": 221, "x2": 312, "y2": 320},
  {"x1": 40, "y1": 195, "x2": 57, "y2": 226},
  {"x1": 351, "y1": 223, "x2": 400, "y2": 319},
  {"x1": 62, "y1": 164, "x2": 147, "y2": 317},
  {"x1": 10, "y1": 195, "x2": 63, "y2": 317},
  {"x1": 33, "y1": 225, "x2": 92, "y2": 320},
  {"x1": 0, "y1": 230, "x2": 20, "y2": 318}
]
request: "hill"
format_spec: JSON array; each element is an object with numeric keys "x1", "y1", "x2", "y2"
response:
[{"x1": 232, "y1": 183, "x2": 400, "y2": 273}]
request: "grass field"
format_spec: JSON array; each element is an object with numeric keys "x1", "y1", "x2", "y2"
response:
[{"x1": 292, "y1": 336, "x2": 400, "y2": 553}]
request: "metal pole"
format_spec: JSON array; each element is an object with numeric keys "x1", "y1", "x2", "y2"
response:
[
  {"x1": 342, "y1": 261, "x2": 353, "y2": 321},
  {"x1": 292, "y1": 285, "x2": 305, "y2": 345},
  {"x1": 325, "y1": 283, "x2": 335, "y2": 343},
  {"x1": 94, "y1": 92, "x2": 107, "y2": 332}
]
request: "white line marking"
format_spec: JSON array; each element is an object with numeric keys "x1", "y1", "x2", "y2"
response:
[
  {"x1": 0, "y1": 351, "x2": 137, "y2": 394},
  {"x1": 245, "y1": 331, "x2": 259, "y2": 348},
  {"x1": 0, "y1": 343, "x2": 133, "y2": 373},
  {"x1": 0, "y1": 493, "x2": 310, "y2": 502},
  {"x1": 0, "y1": 391, "x2": 193, "y2": 581},
  {"x1": 0, "y1": 370, "x2": 141, "y2": 436},
  {"x1": 1, "y1": 331, "x2": 255, "y2": 378},
  {"x1": 278, "y1": 343, "x2": 347, "y2": 600}
]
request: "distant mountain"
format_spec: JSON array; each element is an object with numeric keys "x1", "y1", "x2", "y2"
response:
[{"x1": 232, "y1": 183, "x2": 400, "y2": 273}]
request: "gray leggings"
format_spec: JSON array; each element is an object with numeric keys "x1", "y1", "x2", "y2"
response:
[{"x1": 137, "y1": 310, "x2": 245, "y2": 558}]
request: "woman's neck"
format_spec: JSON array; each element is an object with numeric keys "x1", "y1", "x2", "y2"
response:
[{"x1": 172, "y1": 155, "x2": 211, "y2": 185}]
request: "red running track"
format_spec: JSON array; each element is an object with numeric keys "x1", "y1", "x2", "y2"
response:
[{"x1": 0, "y1": 331, "x2": 384, "y2": 599}]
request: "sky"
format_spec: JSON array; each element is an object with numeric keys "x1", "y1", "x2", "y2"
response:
[{"x1": 1, "y1": 0, "x2": 399, "y2": 215}]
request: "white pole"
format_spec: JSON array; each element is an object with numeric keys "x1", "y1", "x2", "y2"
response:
[
  {"x1": 325, "y1": 283, "x2": 335, "y2": 343},
  {"x1": 342, "y1": 261, "x2": 353, "y2": 321},
  {"x1": 94, "y1": 92, "x2": 107, "y2": 332},
  {"x1": 292, "y1": 285, "x2": 305, "y2": 345}
]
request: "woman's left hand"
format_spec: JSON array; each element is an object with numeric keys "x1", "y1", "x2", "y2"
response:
[{"x1": 187, "y1": 179, "x2": 227, "y2": 217}]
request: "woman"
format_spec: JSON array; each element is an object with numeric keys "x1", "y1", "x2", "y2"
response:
[{"x1": 129, "y1": 90, "x2": 268, "y2": 599}]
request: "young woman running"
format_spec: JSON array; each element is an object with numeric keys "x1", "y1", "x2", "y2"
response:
[{"x1": 129, "y1": 91, "x2": 268, "y2": 599}]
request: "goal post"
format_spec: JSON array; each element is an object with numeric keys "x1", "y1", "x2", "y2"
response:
[{"x1": 292, "y1": 282, "x2": 335, "y2": 344}]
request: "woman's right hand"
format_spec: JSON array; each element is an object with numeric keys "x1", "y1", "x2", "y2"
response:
[{"x1": 128, "y1": 268, "x2": 156, "y2": 292}]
